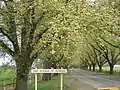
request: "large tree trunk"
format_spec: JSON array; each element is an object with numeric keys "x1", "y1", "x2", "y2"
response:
[
  {"x1": 15, "y1": 62, "x2": 30, "y2": 90},
  {"x1": 98, "y1": 65, "x2": 103, "y2": 72},
  {"x1": 109, "y1": 64, "x2": 114, "y2": 75},
  {"x1": 15, "y1": 69, "x2": 29, "y2": 90}
]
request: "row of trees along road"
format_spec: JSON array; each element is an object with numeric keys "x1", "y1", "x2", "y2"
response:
[
  {"x1": 72, "y1": 0, "x2": 120, "y2": 75},
  {"x1": 0, "y1": 0, "x2": 120, "y2": 90}
]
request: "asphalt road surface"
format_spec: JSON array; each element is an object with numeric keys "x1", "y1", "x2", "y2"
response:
[{"x1": 69, "y1": 69, "x2": 120, "y2": 89}]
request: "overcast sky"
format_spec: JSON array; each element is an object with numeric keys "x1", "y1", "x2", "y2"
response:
[
  {"x1": 0, "y1": 57, "x2": 10, "y2": 66},
  {"x1": 0, "y1": 54, "x2": 15, "y2": 66}
]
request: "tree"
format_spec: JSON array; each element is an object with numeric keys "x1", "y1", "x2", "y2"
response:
[
  {"x1": 90, "y1": 36, "x2": 120, "y2": 74},
  {"x1": 0, "y1": 0, "x2": 66, "y2": 90},
  {"x1": 94, "y1": 51, "x2": 107, "y2": 72}
]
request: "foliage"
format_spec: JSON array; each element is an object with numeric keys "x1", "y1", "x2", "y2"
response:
[
  {"x1": 0, "y1": 0, "x2": 78, "y2": 90},
  {"x1": 0, "y1": 1, "x2": 120, "y2": 90}
]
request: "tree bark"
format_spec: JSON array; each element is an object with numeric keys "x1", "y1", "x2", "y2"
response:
[
  {"x1": 98, "y1": 65, "x2": 102, "y2": 72},
  {"x1": 92, "y1": 64, "x2": 96, "y2": 71},
  {"x1": 99, "y1": 65, "x2": 102, "y2": 72},
  {"x1": 15, "y1": 71, "x2": 28, "y2": 90},
  {"x1": 15, "y1": 62, "x2": 29, "y2": 90},
  {"x1": 109, "y1": 64, "x2": 114, "y2": 75}
]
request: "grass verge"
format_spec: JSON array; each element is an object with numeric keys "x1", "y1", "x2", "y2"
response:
[
  {"x1": 95, "y1": 70, "x2": 120, "y2": 77},
  {"x1": 29, "y1": 74, "x2": 74, "y2": 90},
  {"x1": 0, "y1": 69, "x2": 16, "y2": 86}
]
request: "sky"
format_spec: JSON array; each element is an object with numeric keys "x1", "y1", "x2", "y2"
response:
[
  {"x1": 0, "y1": 54, "x2": 15, "y2": 66},
  {"x1": 0, "y1": 57, "x2": 10, "y2": 66}
]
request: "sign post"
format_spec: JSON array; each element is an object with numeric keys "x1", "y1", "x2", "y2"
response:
[
  {"x1": 61, "y1": 73, "x2": 63, "y2": 90},
  {"x1": 60, "y1": 67, "x2": 63, "y2": 90},
  {"x1": 35, "y1": 74, "x2": 37, "y2": 90},
  {"x1": 31, "y1": 68, "x2": 67, "y2": 90}
]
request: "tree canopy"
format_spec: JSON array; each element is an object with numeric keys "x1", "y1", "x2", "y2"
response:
[{"x1": 0, "y1": 0, "x2": 120, "y2": 90}]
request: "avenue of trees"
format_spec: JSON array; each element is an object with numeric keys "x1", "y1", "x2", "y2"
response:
[
  {"x1": 73, "y1": 0, "x2": 120, "y2": 75},
  {"x1": 0, "y1": 0, "x2": 120, "y2": 90}
]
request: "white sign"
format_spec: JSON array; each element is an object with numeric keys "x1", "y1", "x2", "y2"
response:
[
  {"x1": 31, "y1": 69, "x2": 67, "y2": 73},
  {"x1": 31, "y1": 68, "x2": 67, "y2": 90}
]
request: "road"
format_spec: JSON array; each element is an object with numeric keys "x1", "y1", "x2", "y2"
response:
[{"x1": 69, "y1": 69, "x2": 120, "y2": 89}]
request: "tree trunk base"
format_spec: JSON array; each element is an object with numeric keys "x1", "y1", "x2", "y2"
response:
[{"x1": 98, "y1": 66, "x2": 102, "y2": 72}]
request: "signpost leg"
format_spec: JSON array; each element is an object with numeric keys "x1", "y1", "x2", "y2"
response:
[
  {"x1": 35, "y1": 74, "x2": 37, "y2": 90},
  {"x1": 61, "y1": 73, "x2": 63, "y2": 90}
]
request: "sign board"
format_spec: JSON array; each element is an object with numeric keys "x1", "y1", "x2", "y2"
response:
[
  {"x1": 98, "y1": 88, "x2": 119, "y2": 90},
  {"x1": 31, "y1": 69, "x2": 67, "y2": 73},
  {"x1": 31, "y1": 68, "x2": 67, "y2": 90}
]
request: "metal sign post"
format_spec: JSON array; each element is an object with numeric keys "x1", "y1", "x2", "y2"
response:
[
  {"x1": 31, "y1": 68, "x2": 67, "y2": 90},
  {"x1": 35, "y1": 74, "x2": 37, "y2": 90},
  {"x1": 60, "y1": 67, "x2": 63, "y2": 90},
  {"x1": 61, "y1": 73, "x2": 63, "y2": 90}
]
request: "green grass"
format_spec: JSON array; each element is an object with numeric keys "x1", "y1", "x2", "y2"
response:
[
  {"x1": 0, "y1": 69, "x2": 74, "y2": 90},
  {"x1": 29, "y1": 74, "x2": 73, "y2": 90},
  {"x1": 0, "y1": 69, "x2": 15, "y2": 80},
  {"x1": 0, "y1": 69, "x2": 16, "y2": 86},
  {"x1": 96, "y1": 70, "x2": 120, "y2": 77}
]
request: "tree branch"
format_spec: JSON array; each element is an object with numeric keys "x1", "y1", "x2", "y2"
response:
[
  {"x1": 34, "y1": 28, "x2": 49, "y2": 44},
  {"x1": 35, "y1": 12, "x2": 46, "y2": 25},
  {"x1": 30, "y1": 41, "x2": 52, "y2": 60},
  {"x1": 114, "y1": 51, "x2": 120, "y2": 64},
  {"x1": 0, "y1": 27, "x2": 14, "y2": 45},
  {"x1": 105, "y1": 29, "x2": 119, "y2": 36},
  {"x1": 99, "y1": 35, "x2": 120, "y2": 48},
  {"x1": 89, "y1": 43, "x2": 102, "y2": 54},
  {"x1": 2, "y1": 0, "x2": 20, "y2": 53},
  {"x1": 28, "y1": 12, "x2": 46, "y2": 47},
  {"x1": 0, "y1": 40, "x2": 14, "y2": 56}
]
